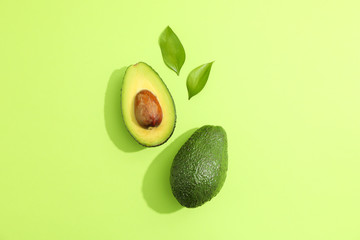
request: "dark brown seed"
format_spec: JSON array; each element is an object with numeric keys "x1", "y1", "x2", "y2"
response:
[{"x1": 134, "y1": 90, "x2": 163, "y2": 128}]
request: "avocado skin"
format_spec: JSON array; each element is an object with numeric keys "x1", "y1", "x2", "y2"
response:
[
  {"x1": 170, "y1": 125, "x2": 228, "y2": 208},
  {"x1": 120, "y1": 62, "x2": 176, "y2": 147}
]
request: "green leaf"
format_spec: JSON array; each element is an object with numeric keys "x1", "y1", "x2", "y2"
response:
[
  {"x1": 186, "y1": 62, "x2": 214, "y2": 100},
  {"x1": 159, "y1": 26, "x2": 185, "y2": 75}
]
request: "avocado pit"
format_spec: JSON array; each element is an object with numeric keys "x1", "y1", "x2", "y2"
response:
[{"x1": 134, "y1": 89, "x2": 163, "y2": 129}]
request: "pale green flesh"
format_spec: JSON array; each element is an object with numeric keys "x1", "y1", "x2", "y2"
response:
[{"x1": 121, "y1": 62, "x2": 176, "y2": 147}]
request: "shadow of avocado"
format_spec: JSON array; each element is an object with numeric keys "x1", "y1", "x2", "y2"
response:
[
  {"x1": 142, "y1": 128, "x2": 197, "y2": 214},
  {"x1": 104, "y1": 67, "x2": 145, "y2": 152}
]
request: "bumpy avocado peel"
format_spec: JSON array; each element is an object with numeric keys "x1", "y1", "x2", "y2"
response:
[{"x1": 170, "y1": 125, "x2": 228, "y2": 208}]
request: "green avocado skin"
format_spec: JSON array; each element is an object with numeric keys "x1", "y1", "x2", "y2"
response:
[{"x1": 170, "y1": 125, "x2": 228, "y2": 208}]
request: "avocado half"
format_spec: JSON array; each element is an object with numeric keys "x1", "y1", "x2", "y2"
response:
[{"x1": 121, "y1": 62, "x2": 176, "y2": 147}]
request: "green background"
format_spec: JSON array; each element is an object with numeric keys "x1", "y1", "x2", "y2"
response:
[{"x1": 1, "y1": 0, "x2": 359, "y2": 239}]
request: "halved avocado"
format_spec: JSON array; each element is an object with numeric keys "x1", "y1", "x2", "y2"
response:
[{"x1": 121, "y1": 62, "x2": 176, "y2": 147}]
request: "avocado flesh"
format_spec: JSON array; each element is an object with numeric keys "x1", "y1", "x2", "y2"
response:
[
  {"x1": 170, "y1": 125, "x2": 228, "y2": 208},
  {"x1": 121, "y1": 62, "x2": 176, "y2": 147}
]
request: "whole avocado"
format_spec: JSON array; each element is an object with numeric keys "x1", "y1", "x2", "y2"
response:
[{"x1": 170, "y1": 125, "x2": 228, "y2": 208}]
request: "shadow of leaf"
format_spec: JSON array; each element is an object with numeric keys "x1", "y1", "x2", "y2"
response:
[
  {"x1": 142, "y1": 128, "x2": 197, "y2": 214},
  {"x1": 104, "y1": 67, "x2": 144, "y2": 152}
]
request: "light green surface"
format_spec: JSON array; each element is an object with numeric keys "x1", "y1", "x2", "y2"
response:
[{"x1": 0, "y1": 0, "x2": 359, "y2": 239}]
